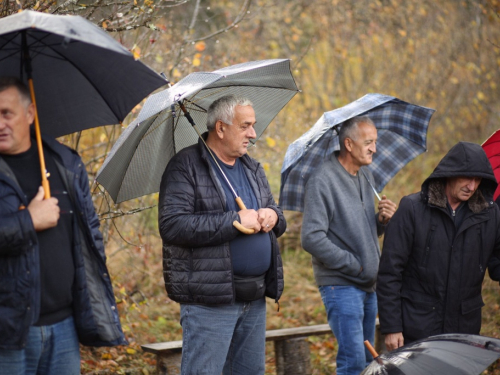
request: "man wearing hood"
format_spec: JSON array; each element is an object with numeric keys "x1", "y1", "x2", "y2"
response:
[{"x1": 377, "y1": 141, "x2": 500, "y2": 351}]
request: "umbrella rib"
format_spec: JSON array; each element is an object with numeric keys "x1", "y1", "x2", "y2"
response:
[{"x1": 183, "y1": 99, "x2": 207, "y2": 112}]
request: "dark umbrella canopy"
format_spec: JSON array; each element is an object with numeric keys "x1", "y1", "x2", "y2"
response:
[
  {"x1": 96, "y1": 59, "x2": 299, "y2": 203},
  {"x1": 361, "y1": 334, "x2": 500, "y2": 375},
  {"x1": 0, "y1": 10, "x2": 166, "y2": 137},
  {"x1": 279, "y1": 94, "x2": 435, "y2": 212}
]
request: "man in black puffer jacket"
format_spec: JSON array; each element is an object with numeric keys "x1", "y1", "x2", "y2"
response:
[
  {"x1": 377, "y1": 141, "x2": 500, "y2": 351},
  {"x1": 158, "y1": 95, "x2": 286, "y2": 375}
]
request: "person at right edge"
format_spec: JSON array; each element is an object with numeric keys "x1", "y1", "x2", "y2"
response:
[{"x1": 377, "y1": 141, "x2": 500, "y2": 351}]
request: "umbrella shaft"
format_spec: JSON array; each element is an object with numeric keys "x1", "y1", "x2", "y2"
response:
[{"x1": 28, "y1": 79, "x2": 51, "y2": 199}]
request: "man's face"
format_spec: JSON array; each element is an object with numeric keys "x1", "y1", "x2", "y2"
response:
[
  {"x1": 0, "y1": 87, "x2": 34, "y2": 155},
  {"x1": 346, "y1": 122, "x2": 377, "y2": 167},
  {"x1": 446, "y1": 176, "x2": 482, "y2": 205},
  {"x1": 220, "y1": 105, "x2": 257, "y2": 160}
]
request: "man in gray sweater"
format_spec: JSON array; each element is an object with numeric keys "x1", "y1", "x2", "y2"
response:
[{"x1": 301, "y1": 116, "x2": 396, "y2": 375}]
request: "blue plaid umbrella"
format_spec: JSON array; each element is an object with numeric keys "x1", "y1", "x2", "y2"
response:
[{"x1": 279, "y1": 93, "x2": 435, "y2": 212}]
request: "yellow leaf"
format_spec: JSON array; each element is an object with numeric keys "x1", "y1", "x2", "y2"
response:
[
  {"x1": 266, "y1": 137, "x2": 276, "y2": 148},
  {"x1": 102, "y1": 21, "x2": 108, "y2": 29},
  {"x1": 132, "y1": 48, "x2": 141, "y2": 60},
  {"x1": 101, "y1": 353, "x2": 112, "y2": 360},
  {"x1": 100, "y1": 133, "x2": 107, "y2": 143},
  {"x1": 126, "y1": 348, "x2": 137, "y2": 354},
  {"x1": 192, "y1": 57, "x2": 201, "y2": 67},
  {"x1": 477, "y1": 91, "x2": 485, "y2": 101},
  {"x1": 173, "y1": 68, "x2": 181, "y2": 78},
  {"x1": 119, "y1": 287, "x2": 126, "y2": 295},
  {"x1": 398, "y1": 29, "x2": 407, "y2": 37},
  {"x1": 262, "y1": 162, "x2": 270, "y2": 172}
]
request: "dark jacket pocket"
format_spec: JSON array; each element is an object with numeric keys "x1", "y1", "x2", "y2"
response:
[
  {"x1": 459, "y1": 294, "x2": 484, "y2": 334},
  {"x1": 461, "y1": 294, "x2": 484, "y2": 315},
  {"x1": 401, "y1": 290, "x2": 440, "y2": 342}
]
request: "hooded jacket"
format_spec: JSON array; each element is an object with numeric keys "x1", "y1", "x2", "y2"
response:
[
  {"x1": 0, "y1": 134, "x2": 126, "y2": 350},
  {"x1": 377, "y1": 142, "x2": 500, "y2": 343},
  {"x1": 158, "y1": 136, "x2": 286, "y2": 305}
]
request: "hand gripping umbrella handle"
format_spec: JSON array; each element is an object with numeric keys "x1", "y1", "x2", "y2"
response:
[{"x1": 233, "y1": 197, "x2": 258, "y2": 235}]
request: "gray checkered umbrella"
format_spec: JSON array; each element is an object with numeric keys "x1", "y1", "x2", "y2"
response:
[
  {"x1": 279, "y1": 94, "x2": 435, "y2": 212},
  {"x1": 97, "y1": 59, "x2": 299, "y2": 203}
]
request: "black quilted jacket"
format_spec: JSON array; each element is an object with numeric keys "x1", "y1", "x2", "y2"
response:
[{"x1": 158, "y1": 136, "x2": 286, "y2": 305}]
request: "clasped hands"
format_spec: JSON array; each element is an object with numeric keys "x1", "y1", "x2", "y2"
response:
[{"x1": 238, "y1": 207, "x2": 277, "y2": 233}]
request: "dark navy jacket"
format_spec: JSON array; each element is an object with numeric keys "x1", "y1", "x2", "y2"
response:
[{"x1": 0, "y1": 134, "x2": 126, "y2": 350}]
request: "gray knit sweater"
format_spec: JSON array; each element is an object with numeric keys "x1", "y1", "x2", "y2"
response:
[{"x1": 301, "y1": 153, "x2": 385, "y2": 293}]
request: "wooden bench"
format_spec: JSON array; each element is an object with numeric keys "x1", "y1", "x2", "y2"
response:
[{"x1": 142, "y1": 320, "x2": 383, "y2": 375}]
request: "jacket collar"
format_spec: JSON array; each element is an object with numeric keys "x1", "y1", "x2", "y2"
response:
[{"x1": 426, "y1": 179, "x2": 489, "y2": 214}]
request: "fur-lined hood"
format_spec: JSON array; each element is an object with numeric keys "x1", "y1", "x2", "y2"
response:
[{"x1": 421, "y1": 141, "x2": 497, "y2": 213}]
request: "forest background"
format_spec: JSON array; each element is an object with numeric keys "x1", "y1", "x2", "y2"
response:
[{"x1": 2, "y1": 0, "x2": 500, "y2": 373}]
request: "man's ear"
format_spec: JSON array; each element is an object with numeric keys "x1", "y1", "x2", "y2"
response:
[
  {"x1": 216, "y1": 120, "x2": 224, "y2": 138},
  {"x1": 344, "y1": 138, "x2": 353, "y2": 152},
  {"x1": 26, "y1": 103, "x2": 35, "y2": 125}
]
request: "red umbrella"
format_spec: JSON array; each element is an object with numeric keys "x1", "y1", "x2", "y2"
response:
[{"x1": 482, "y1": 130, "x2": 500, "y2": 200}]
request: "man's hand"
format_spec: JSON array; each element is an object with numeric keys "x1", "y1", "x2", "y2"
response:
[
  {"x1": 257, "y1": 208, "x2": 278, "y2": 233},
  {"x1": 378, "y1": 195, "x2": 397, "y2": 224},
  {"x1": 238, "y1": 209, "x2": 261, "y2": 232},
  {"x1": 27, "y1": 186, "x2": 60, "y2": 231},
  {"x1": 385, "y1": 332, "x2": 404, "y2": 351}
]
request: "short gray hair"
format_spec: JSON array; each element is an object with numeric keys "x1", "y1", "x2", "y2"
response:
[
  {"x1": 0, "y1": 76, "x2": 32, "y2": 109},
  {"x1": 339, "y1": 115, "x2": 375, "y2": 151},
  {"x1": 206, "y1": 95, "x2": 253, "y2": 131}
]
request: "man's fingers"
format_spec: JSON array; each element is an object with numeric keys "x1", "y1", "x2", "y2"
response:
[{"x1": 34, "y1": 186, "x2": 45, "y2": 201}]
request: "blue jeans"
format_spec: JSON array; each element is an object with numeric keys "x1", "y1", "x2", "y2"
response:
[
  {"x1": 180, "y1": 298, "x2": 266, "y2": 375},
  {"x1": 0, "y1": 316, "x2": 80, "y2": 375},
  {"x1": 319, "y1": 285, "x2": 377, "y2": 375}
]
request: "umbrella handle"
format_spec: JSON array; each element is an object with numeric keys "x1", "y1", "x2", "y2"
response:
[
  {"x1": 364, "y1": 340, "x2": 379, "y2": 358},
  {"x1": 233, "y1": 197, "x2": 258, "y2": 235},
  {"x1": 28, "y1": 79, "x2": 51, "y2": 199}
]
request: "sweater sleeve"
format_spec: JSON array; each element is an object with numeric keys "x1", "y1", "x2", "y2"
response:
[
  {"x1": 377, "y1": 196, "x2": 415, "y2": 334},
  {"x1": 301, "y1": 173, "x2": 362, "y2": 277}
]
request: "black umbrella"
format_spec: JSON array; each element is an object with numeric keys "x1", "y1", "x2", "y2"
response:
[
  {"x1": 362, "y1": 334, "x2": 500, "y2": 375},
  {"x1": 0, "y1": 10, "x2": 166, "y2": 197}
]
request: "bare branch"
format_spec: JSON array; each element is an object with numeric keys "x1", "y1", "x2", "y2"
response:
[
  {"x1": 51, "y1": 0, "x2": 78, "y2": 14},
  {"x1": 186, "y1": 0, "x2": 252, "y2": 43},
  {"x1": 188, "y1": 0, "x2": 201, "y2": 30}
]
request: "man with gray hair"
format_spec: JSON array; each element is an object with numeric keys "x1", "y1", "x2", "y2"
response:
[
  {"x1": 301, "y1": 116, "x2": 396, "y2": 375},
  {"x1": 158, "y1": 94, "x2": 286, "y2": 374}
]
